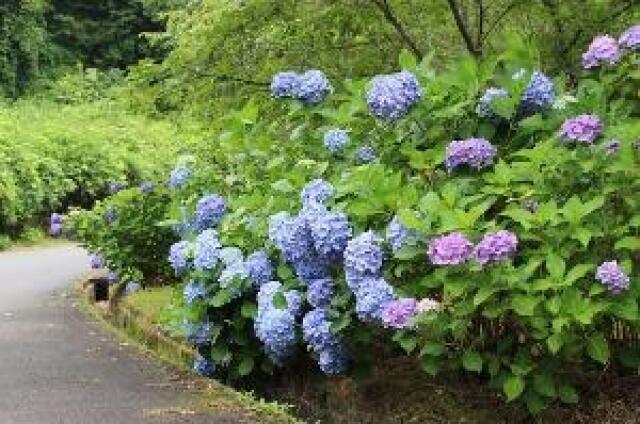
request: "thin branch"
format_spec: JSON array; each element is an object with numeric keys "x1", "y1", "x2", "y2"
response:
[
  {"x1": 446, "y1": 0, "x2": 480, "y2": 56},
  {"x1": 371, "y1": 0, "x2": 423, "y2": 59},
  {"x1": 475, "y1": 0, "x2": 484, "y2": 50},
  {"x1": 480, "y1": 0, "x2": 525, "y2": 43}
]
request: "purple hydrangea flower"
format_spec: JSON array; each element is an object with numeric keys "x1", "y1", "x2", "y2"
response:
[
  {"x1": 245, "y1": 251, "x2": 274, "y2": 287},
  {"x1": 194, "y1": 229, "x2": 221, "y2": 270},
  {"x1": 355, "y1": 145, "x2": 376, "y2": 164},
  {"x1": 271, "y1": 71, "x2": 300, "y2": 98},
  {"x1": 323, "y1": 128, "x2": 349, "y2": 154},
  {"x1": 354, "y1": 277, "x2": 396, "y2": 322},
  {"x1": 582, "y1": 35, "x2": 621, "y2": 68},
  {"x1": 366, "y1": 70, "x2": 421, "y2": 120},
  {"x1": 193, "y1": 354, "x2": 216, "y2": 377},
  {"x1": 49, "y1": 223, "x2": 63, "y2": 237},
  {"x1": 474, "y1": 230, "x2": 518, "y2": 265},
  {"x1": 477, "y1": 87, "x2": 509, "y2": 119},
  {"x1": 596, "y1": 260, "x2": 630, "y2": 294},
  {"x1": 386, "y1": 215, "x2": 418, "y2": 253},
  {"x1": 318, "y1": 345, "x2": 349, "y2": 375},
  {"x1": 194, "y1": 194, "x2": 226, "y2": 231},
  {"x1": 445, "y1": 138, "x2": 497, "y2": 172},
  {"x1": 51, "y1": 213, "x2": 64, "y2": 225},
  {"x1": 560, "y1": 114, "x2": 603, "y2": 144},
  {"x1": 427, "y1": 232, "x2": 474, "y2": 265},
  {"x1": 605, "y1": 139, "x2": 621, "y2": 155},
  {"x1": 519, "y1": 71, "x2": 555, "y2": 116},
  {"x1": 344, "y1": 231, "x2": 384, "y2": 287},
  {"x1": 619, "y1": 25, "x2": 640, "y2": 50},
  {"x1": 381, "y1": 298, "x2": 418, "y2": 329},
  {"x1": 306, "y1": 278, "x2": 335, "y2": 308},
  {"x1": 301, "y1": 179, "x2": 334, "y2": 206},
  {"x1": 169, "y1": 241, "x2": 191, "y2": 274},
  {"x1": 296, "y1": 70, "x2": 332, "y2": 104},
  {"x1": 168, "y1": 166, "x2": 191, "y2": 189},
  {"x1": 89, "y1": 253, "x2": 105, "y2": 269},
  {"x1": 309, "y1": 210, "x2": 352, "y2": 260},
  {"x1": 184, "y1": 280, "x2": 207, "y2": 304}
]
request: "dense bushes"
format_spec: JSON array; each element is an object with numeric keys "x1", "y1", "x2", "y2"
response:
[
  {"x1": 70, "y1": 23, "x2": 640, "y2": 414},
  {"x1": 0, "y1": 100, "x2": 183, "y2": 235}
]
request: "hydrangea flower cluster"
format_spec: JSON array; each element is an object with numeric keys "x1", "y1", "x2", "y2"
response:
[
  {"x1": 219, "y1": 260, "x2": 249, "y2": 295},
  {"x1": 301, "y1": 179, "x2": 335, "y2": 206},
  {"x1": 173, "y1": 205, "x2": 194, "y2": 237},
  {"x1": 323, "y1": 128, "x2": 349, "y2": 154},
  {"x1": 366, "y1": 70, "x2": 421, "y2": 120},
  {"x1": 138, "y1": 181, "x2": 155, "y2": 193},
  {"x1": 254, "y1": 281, "x2": 300, "y2": 364},
  {"x1": 194, "y1": 229, "x2": 221, "y2": 270},
  {"x1": 169, "y1": 240, "x2": 192, "y2": 274},
  {"x1": 386, "y1": 215, "x2": 419, "y2": 253},
  {"x1": 355, "y1": 145, "x2": 376, "y2": 164},
  {"x1": 306, "y1": 278, "x2": 335, "y2": 308},
  {"x1": 104, "y1": 206, "x2": 117, "y2": 224},
  {"x1": 193, "y1": 354, "x2": 216, "y2": 377},
  {"x1": 519, "y1": 71, "x2": 555, "y2": 116},
  {"x1": 445, "y1": 138, "x2": 497, "y2": 172},
  {"x1": 49, "y1": 213, "x2": 64, "y2": 237},
  {"x1": 560, "y1": 114, "x2": 603, "y2": 144},
  {"x1": 245, "y1": 251, "x2": 273, "y2": 287},
  {"x1": 302, "y1": 308, "x2": 349, "y2": 375},
  {"x1": 308, "y1": 211, "x2": 352, "y2": 260},
  {"x1": 89, "y1": 253, "x2": 105, "y2": 269},
  {"x1": 427, "y1": 232, "x2": 473, "y2": 265},
  {"x1": 605, "y1": 139, "x2": 621, "y2": 155},
  {"x1": 476, "y1": 87, "x2": 508, "y2": 119},
  {"x1": 270, "y1": 70, "x2": 332, "y2": 104},
  {"x1": 194, "y1": 194, "x2": 226, "y2": 231},
  {"x1": 619, "y1": 25, "x2": 640, "y2": 50},
  {"x1": 168, "y1": 166, "x2": 191, "y2": 189},
  {"x1": 596, "y1": 260, "x2": 630, "y2": 294},
  {"x1": 107, "y1": 271, "x2": 119, "y2": 285},
  {"x1": 184, "y1": 280, "x2": 207, "y2": 305},
  {"x1": 582, "y1": 35, "x2": 621, "y2": 68},
  {"x1": 108, "y1": 181, "x2": 126, "y2": 194},
  {"x1": 474, "y1": 230, "x2": 518, "y2": 265},
  {"x1": 184, "y1": 320, "x2": 214, "y2": 347},
  {"x1": 125, "y1": 281, "x2": 141, "y2": 295},
  {"x1": 381, "y1": 298, "x2": 418, "y2": 329}
]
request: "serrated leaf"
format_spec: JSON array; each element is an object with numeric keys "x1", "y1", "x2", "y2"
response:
[
  {"x1": 547, "y1": 333, "x2": 563, "y2": 354},
  {"x1": 546, "y1": 252, "x2": 565, "y2": 280},
  {"x1": 420, "y1": 341, "x2": 445, "y2": 357},
  {"x1": 511, "y1": 294, "x2": 539, "y2": 316},
  {"x1": 533, "y1": 372, "x2": 556, "y2": 398},
  {"x1": 558, "y1": 383, "x2": 578, "y2": 404},
  {"x1": 238, "y1": 356, "x2": 255, "y2": 376},
  {"x1": 462, "y1": 351, "x2": 483, "y2": 372},
  {"x1": 615, "y1": 237, "x2": 640, "y2": 251},
  {"x1": 586, "y1": 332, "x2": 610, "y2": 364},
  {"x1": 474, "y1": 286, "x2": 498, "y2": 306},
  {"x1": 503, "y1": 375, "x2": 525, "y2": 401},
  {"x1": 564, "y1": 264, "x2": 593, "y2": 286}
]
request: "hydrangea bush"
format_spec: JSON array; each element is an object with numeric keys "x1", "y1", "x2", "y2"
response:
[{"x1": 72, "y1": 27, "x2": 639, "y2": 414}]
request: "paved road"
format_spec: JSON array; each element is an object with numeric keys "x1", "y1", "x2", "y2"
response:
[{"x1": 0, "y1": 244, "x2": 247, "y2": 424}]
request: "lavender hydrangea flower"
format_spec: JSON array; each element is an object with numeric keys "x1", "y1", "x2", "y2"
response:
[
  {"x1": 474, "y1": 230, "x2": 518, "y2": 265},
  {"x1": 318, "y1": 345, "x2": 349, "y2": 375},
  {"x1": 519, "y1": 71, "x2": 555, "y2": 116},
  {"x1": 353, "y1": 145, "x2": 376, "y2": 164},
  {"x1": 477, "y1": 87, "x2": 509, "y2": 119},
  {"x1": 49, "y1": 213, "x2": 64, "y2": 236},
  {"x1": 301, "y1": 179, "x2": 334, "y2": 206},
  {"x1": 605, "y1": 139, "x2": 621, "y2": 155},
  {"x1": 416, "y1": 297, "x2": 441, "y2": 314},
  {"x1": 381, "y1": 298, "x2": 418, "y2": 329},
  {"x1": 344, "y1": 231, "x2": 384, "y2": 284},
  {"x1": 184, "y1": 280, "x2": 207, "y2": 304},
  {"x1": 184, "y1": 321, "x2": 213, "y2": 346},
  {"x1": 354, "y1": 277, "x2": 396, "y2": 322},
  {"x1": 296, "y1": 70, "x2": 332, "y2": 104},
  {"x1": 168, "y1": 166, "x2": 191, "y2": 189},
  {"x1": 619, "y1": 25, "x2": 640, "y2": 50},
  {"x1": 107, "y1": 271, "x2": 119, "y2": 285},
  {"x1": 582, "y1": 35, "x2": 621, "y2": 68},
  {"x1": 245, "y1": 251, "x2": 273, "y2": 287},
  {"x1": 169, "y1": 241, "x2": 191, "y2": 274},
  {"x1": 309, "y1": 211, "x2": 352, "y2": 260},
  {"x1": 427, "y1": 232, "x2": 474, "y2": 265},
  {"x1": 89, "y1": 253, "x2": 105, "y2": 269},
  {"x1": 306, "y1": 278, "x2": 335, "y2": 308},
  {"x1": 194, "y1": 229, "x2": 221, "y2": 270},
  {"x1": 293, "y1": 253, "x2": 330, "y2": 285},
  {"x1": 560, "y1": 114, "x2": 603, "y2": 144},
  {"x1": 193, "y1": 354, "x2": 216, "y2": 377},
  {"x1": 194, "y1": 194, "x2": 226, "y2": 231},
  {"x1": 254, "y1": 307, "x2": 297, "y2": 364},
  {"x1": 302, "y1": 308, "x2": 340, "y2": 352},
  {"x1": 386, "y1": 215, "x2": 418, "y2": 253},
  {"x1": 271, "y1": 71, "x2": 300, "y2": 98},
  {"x1": 323, "y1": 128, "x2": 349, "y2": 154},
  {"x1": 366, "y1": 70, "x2": 421, "y2": 120},
  {"x1": 445, "y1": 138, "x2": 497, "y2": 172},
  {"x1": 596, "y1": 260, "x2": 630, "y2": 294}
]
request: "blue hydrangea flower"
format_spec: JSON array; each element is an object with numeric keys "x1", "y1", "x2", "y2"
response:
[
  {"x1": 445, "y1": 138, "x2": 497, "y2": 172},
  {"x1": 109, "y1": 181, "x2": 127, "y2": 194},
  {"x1": 104, "y1": 206, "x2": 117, "y2": 224},
  {"x1": 355, "y1": 145, "x2": 376, "y2": 164},
  {"x1": 302, "y1": 308, "x2": 340, "y2": 352},
  {"x1": 293, "y1": 253, "x2": 330, "y2": 285},
  {"x1": 271, "y1": 71, "x2": 300, "y2": 98},
  {"x1": 219, "y1": 261, "x2": 248, "y2": 295},
  {"x1": 168, "y1": 166, "x2": 191, "y2": 189},
  {"x1": 125, "y1": 281, "x2": 141, "y2": 295},
  {"x1": 184, "y1": 280, "x2": 207, "y2": 305},
  {"x1": 301, "y1": 179, "x2": 335, "y2": 206},
  {"x1": 257, "y1": 281, "x2": 302, "y2": 316},
  {"x1": 318, "y1": 345, "x2": 349, "y2": 375},
  {"x1": 268, "y1": 213, "x2": 314, "y2": 263},
  {"x1": 218, "y1": 247, "x2": 244, "y2": 267},
  {"x1": 245, "y1": 250, "x2": 274, "y2": 287},
  {"x1": 89, "y1": 253, "x2": 105, "y2": 269},
  {"x1": 169, "y1": 241, "x2": 192, "y2": 274},
  {"x1": 194, "y1": 194, "x2": 226, "y2": 231},
  {"x1": 254, "y1": 307, "x2": 297, "y2": 364},
  {"x1": 306, "y1": 278, "x2": 335, "y2": 308},
  {"x1": 354, "y1": 277, "x2": 396, "y2": 322},
  {"x1": 366, "y1": 70, "x2": 421, "y2": 120},
  {"x1": 184, "y1": 321, "x2": 213, "y2": 347},
  {"x1": 194, "y1": 229, "x2": 221, "y2": 270},
  {"x1": 386, "y1": 215, "x2": 419, "y2": 253},
  {"x1": 519, "y1": 71, "x2": 555, "y2": 116},
  {"x1": 173, "y1": 205, "x2": 194, "y2": 237},
  {"x1": 323, "y1": 128, "x2": 350, "y2": 154},
  {"x1": 296, "y1": 70, "x2": 332, "y2": 104},
  {"x1": 344, "y1": 231, "x2": 384, "y2": 286},
  {"x1": 193, "y1": 354, "x2": 216, "y2": 377},
  {"x1": 309, "y1": 211, "x2": 352, "y2": 260},
  {"x1": 476, "y1": 87, "x2": 509, "y2": 119},
  {"x1": 138, "y1": 181, "x2": 155, "y2": 193}
]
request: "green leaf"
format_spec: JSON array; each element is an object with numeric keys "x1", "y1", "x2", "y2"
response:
[
  {"x1": 558, "y1": 383, "x2": 579, "y2": 404},
  {"x1": 586, "y1": 332, "x2": 610, "y2": 364},
  {"x1": 420, "y1": 355, "x2": 441, "y2": 376},
  {"x1": 398, "y1": 49, "x2": 417, "y2": 69},
  {"x1": 420, "y1": 341, "x2": 445, "y2": 357},
  {"x1": 564, "y1": 263, "x2": 593, "y2": 286},
  {"x1": 615, "y1": 237, "x2": 640, "y2": 251},
  {"x1": 462, "y1": 350, "x2": 483, "y2": 372},
  {"x1": 612, "y1": 297, "x2": 639, "y2": 321},
  {"x1": 272, "y1": 292, "x2": 287, "y2": 309},
  {"x1": 241, "y1": 301, "x2": 257, "y2": 319},
  {"x1": 237, "y1": 356, "x2": 255, "y2": 376},
  {"x1": 533, "y1": 372, "x2": 556, "y2": 398},
  {"x1": 503, "y1": 375, "x2": 525, "y2": 401},
  {"x1": 511, "y1": 294, "x2": 539, "y2": 316},
  {"x1": 398, "y1": 334, "x2": 418, "y2": 354},
  {"x1": 474, "y1": 286, "x2": 498, "y2": 306},
  {"x1": 270, "y1": 179, "x2": 294, "y2": 193},
  {"x1": 547, "y1": 333, "x2": 563, "y2": 354},
  {"x1": 545, "y1": 252, "x2": 565, "y2": 280}
]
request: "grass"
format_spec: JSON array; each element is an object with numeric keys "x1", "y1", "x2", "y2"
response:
[
  {"x1": 124, "y1": 286, "x2": 174, "y2": 323},
  {"x1": 0, "y1": 233, "x2": 70, "y2": 252}
]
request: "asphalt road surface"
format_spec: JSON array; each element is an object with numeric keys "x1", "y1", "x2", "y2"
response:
[{"x1": 0, "y1": 244, "x2": 246, "y2": 424}]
